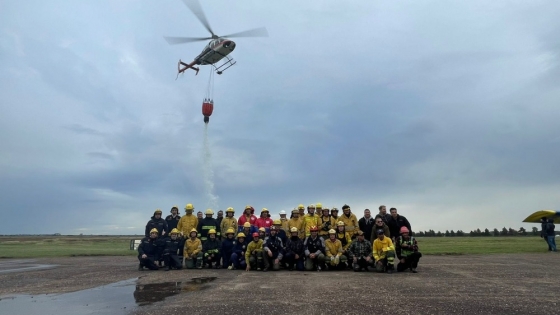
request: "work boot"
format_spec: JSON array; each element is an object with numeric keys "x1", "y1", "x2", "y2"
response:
[
  {"x1": 316, "y1": 265, "x2": 322, "y2": 272},
  {"x1": 227, "y1": 265, "x2": 233, "y2": 270},
  {"x1": 138, "y1": 264, "x2": 143, "y2": 271},
  {"x1": 411, "y1": 268, "x2": 417, "y2": 273},
  {"x1": 165, "y1": 266, "x2": 170, "y2": 271}
]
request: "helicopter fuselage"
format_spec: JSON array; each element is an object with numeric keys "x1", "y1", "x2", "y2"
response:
[{"x1": 195, "y1": 38, "x2": 236, "y2": 65}]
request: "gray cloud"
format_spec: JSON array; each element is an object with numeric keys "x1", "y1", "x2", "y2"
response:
[{"x1": 1, "y1": 0, "x2": 560, "y2": 234}]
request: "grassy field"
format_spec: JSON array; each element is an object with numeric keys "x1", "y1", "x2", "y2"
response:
[
  {"x1": 0, "y1": 236, "x2": 137, "y2": 258},
  {"x1": 0, "y1": 236, "x2": 552, "y2": 258},
  {"x1": 417, "y1": 236, "x2": 550, "y2": 255}
]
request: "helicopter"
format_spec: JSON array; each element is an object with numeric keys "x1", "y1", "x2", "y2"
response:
[{"x1": 164, "y1": 0, "x2": 268, "y2": 76}]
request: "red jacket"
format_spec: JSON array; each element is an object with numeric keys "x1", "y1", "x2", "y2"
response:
[
  {"x1": 238, "y1": 214, "x2": 258, "y2": 227},
  {"x1": 256, "y1": 217, "x2": 273, "y2": 229}
]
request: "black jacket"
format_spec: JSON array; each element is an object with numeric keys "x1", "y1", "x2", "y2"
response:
[
  {"x1": 387, "y1": 215, "x2": 412, "y2": 238},
  {"x1": 285, "y1": 236, "x2": 305, "y2": 258},
  {"x1": 162, "y1": 237, "x2": 182, "y2": 255},
  {"x1": 197, "y1": 217, "x2": 221, "y2": 241},
  {"x1": 359, "y1": 216, "x2": 375, "y2": 241},
  {"x1": 138, "y1": 237, "x2": 163, "y2": 256},
  {"x1": 145, "y1": 216, "x2": 168, "y2": 237},
  {"x1": 546, "y1": 222, "x2": 555, "y2": 237},
  {"x1": 165, "y1": 214, "x2": 181, "y2": 234}
]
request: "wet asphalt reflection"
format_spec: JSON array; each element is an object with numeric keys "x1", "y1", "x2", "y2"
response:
[{"x1": 0, "y1": 277, "x2": 217, "y2": 315}]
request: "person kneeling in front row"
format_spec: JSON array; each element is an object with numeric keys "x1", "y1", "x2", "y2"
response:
[
  {"x1": 373, "y1": 229, "x2": 396, "y2": 274},
  {"x1": 184, "y1": 228, "x2": 203, "y2": 269},
  {"x1": 396, "y1": 226, "x2": 422, "y2": 273}
]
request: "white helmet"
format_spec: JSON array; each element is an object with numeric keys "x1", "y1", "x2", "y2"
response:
[{"x1": 279, "y1": 210, "x2": 286, "y2": 215}]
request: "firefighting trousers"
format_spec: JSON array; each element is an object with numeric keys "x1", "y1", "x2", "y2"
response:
[
  {"x1": 397, "y1": 252, "x2": 422, "y2": 272},
  {"x1": 138, "y1": 255, "x2": 159, "y2": 270}
]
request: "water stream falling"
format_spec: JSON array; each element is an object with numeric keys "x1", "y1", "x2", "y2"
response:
[{"x1": 203, "y1": 123, "x2": 219, "y2": 210}]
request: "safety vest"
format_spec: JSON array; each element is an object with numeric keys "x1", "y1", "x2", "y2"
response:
[{"x1": 400, "y1": 236, "x2": 416, "y2": 257}]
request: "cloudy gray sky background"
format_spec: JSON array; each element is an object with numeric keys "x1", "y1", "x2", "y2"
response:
[{"x1": 1, "y1": 0, "x2": 559, "y2": 235}]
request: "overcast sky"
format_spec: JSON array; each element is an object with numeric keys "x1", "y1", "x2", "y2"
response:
[{"x1": 1, "y1": 0, "x2": 559, "y2": 235}]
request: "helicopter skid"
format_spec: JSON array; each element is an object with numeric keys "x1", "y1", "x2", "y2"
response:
[
  {"x1": 213, "y1": 55, "x2": 236, "y2": 75},
  {"x1": 177, "y1": 59, "x2": 200, "y2": 77}
]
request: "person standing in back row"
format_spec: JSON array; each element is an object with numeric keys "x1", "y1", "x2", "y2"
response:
[
  {"x1": 378, "y1": 205, "x2": 392, "y2": 224},
  {"x1": 165, "y1": 206, "x2": 181, "y2": 235},
  {"x1": 387, "y1": 208, "x2": 412, "y2": 242},
  {"x1": 359, "y1": 209, "x2": 375, "y2": 241}
]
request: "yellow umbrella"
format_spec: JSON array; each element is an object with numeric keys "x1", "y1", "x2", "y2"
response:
[{"x1": 522, "y1": 210, "x2": 560, "y2": 223}]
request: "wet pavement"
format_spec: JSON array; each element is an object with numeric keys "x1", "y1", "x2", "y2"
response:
[
  {"x1": 0, "y1": 259, "x2": 57, "y2": 274},
  {"x1": 0, "y1": 276, "x2": 218, "y2": 315},
  {"x1": 1, "y1": 254, "x2": 559, "y2": 315},
  {"x1": 134, "y1": 277, "x2": 216, "y2": 306}
]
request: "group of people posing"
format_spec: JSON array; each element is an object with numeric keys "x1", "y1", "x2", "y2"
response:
[{"x1": 138, "y1": 203, "x2": 421, "y2": 273}]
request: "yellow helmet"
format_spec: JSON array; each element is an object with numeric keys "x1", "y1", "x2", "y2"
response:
[
  {"x1": 261, "y1": 208, "x2": 269, "y2": 213},
  {"x1": 208, "y1": 229, "x2": 216, "y2": 234},
  {"x1": 259, "y1": 227, "x2": 266, "y2": 232},
  {"x1": 185, "y1": 203, "x2": 194, "y2": 210},
  {"x1": 154, "y1": 209, "x2": 162, "y2": 214},
  {"x1": 189, "y1": 228, "x2": 198, "y2": 236},
  {"x1": 273, "y1": 219, "x2": 282, "y2": 225},
  {"x1": 150, "y1": 228, "x2": 159, "y2": 234},
  {"x1": 237, "y1": 232, "x2": 246, "y2": 238},
  {"x1": 226, "y1": 207, "x2": 234, "y2": 213},
  {"x1": 225, "y1": 228, "x2": 235, "y2": 235},
  {"x1": 243, "y1": 222, "x2": 251, "y2": 228},
  {"x1": 205, "y1": 209, "x2": 214, "y2": 215},
  {"x1": 316, "y1": 202, "x2": 322, "y2": 209},
  {"x1": 337, "y1": 221, "x2": 345, "y2": 226},
  {"x1": 298, "y1": 204, "x2": 305, "y2": 210},
  {"x1": 170, "y1": 228, "x2": 180, "y2": 235},
  {"x1": 290, "y1": 227, "x2": 298, "y2": 233},
  {"x1": 328, "y1": 229, "x2": 336, "y2": 234}
]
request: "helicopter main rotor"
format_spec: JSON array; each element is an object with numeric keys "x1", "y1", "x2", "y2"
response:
[{"x1": 164, "y1": 0, "x2": 268, "y2": 45}]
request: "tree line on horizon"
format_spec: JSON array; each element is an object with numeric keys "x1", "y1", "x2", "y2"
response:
[{"x1": 414, "y1": 227, "x2": 544, "y2": 237}]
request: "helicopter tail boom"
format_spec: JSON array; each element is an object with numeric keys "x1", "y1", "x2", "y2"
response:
[{"x1": 178, "y1": 59, "x2": 200, "y2": 76}]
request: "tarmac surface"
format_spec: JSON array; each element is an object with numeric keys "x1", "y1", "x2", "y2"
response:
[{"x1": 0, "y1": 254, "x2": 559, "y2": 315}]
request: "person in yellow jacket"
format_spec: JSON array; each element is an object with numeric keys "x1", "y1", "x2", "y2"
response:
[
  {"x1": 318, "y1": 206, "x2": 332, "y2": 240},
  {"x1": 325, "y1": 229, "x2": 347, "y2": 270},
  {"x1": 330, "y1": 207, "x2": 339, "y2": 226},
  {"x1": 183, "y1": 228, "x2": 203, "y2": 269},
  {"x1": 178, "y1": 204, "x2": 198, "y2": 237},
  {"x1": 279, "y1": 210, "x2": 290, "y2": 234},
  {"x1": 339, "y1": 204, "x2": 358, "y2": 239},
  {"x1": 335, "y1": 221, "x2": 352, "y2": 261},
  {"x1": 297, "y1": 204, "x2": 305, "y2": 217},
  {"x1": 372, "y1": 229, "x2": 396, "y2": 274},
  {"x1": 288, "y1": 209, "x2": 304, "y2": 239},
  {"x1": 220, "y1": 207, "x2": 237, "y2": 235},
  {"x1": 245, "y1": 232, "x2": 264, "y2": 271},
  {"x1": 303, "y1": 204, "x2": 320, "y2": 237}
]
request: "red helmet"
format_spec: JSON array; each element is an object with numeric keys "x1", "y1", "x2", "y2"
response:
[
  {"x1": 310, "y1": 226, "x2": 319, "y2": 232},
  {"x1": 252, "y1": 232, "x2": 260, "y2": 238},
  {"x1": 400, "y1": 226, "x2": 410, "y2": 234}
]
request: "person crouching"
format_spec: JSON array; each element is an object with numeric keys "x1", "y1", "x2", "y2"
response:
[
  {"x1": 138, "y1": 228, "x2": 163, "y2": 271},
  {"x1": 162, "y1": 228, "x2": 183, "y2": 271},
  {"x1": 263, "y1": 226, "x2": 284, "y2": 271},
  {"x1": 396, "y1": 226, "x2": 422, "y2": 273},
  {"x1": 373, "y1": 229, "x2": 396, "y2": 274},
  {"x1": 202, "y1": 229, "x2": 222, "y2": 269}
]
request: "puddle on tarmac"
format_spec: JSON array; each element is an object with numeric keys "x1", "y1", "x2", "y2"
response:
[
  {"x1": 134, "y1": 277, "x2": 217, "y2": 306},
  {"x1": 0, "y1": 277, "x2": 217, "y2": 315}
]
